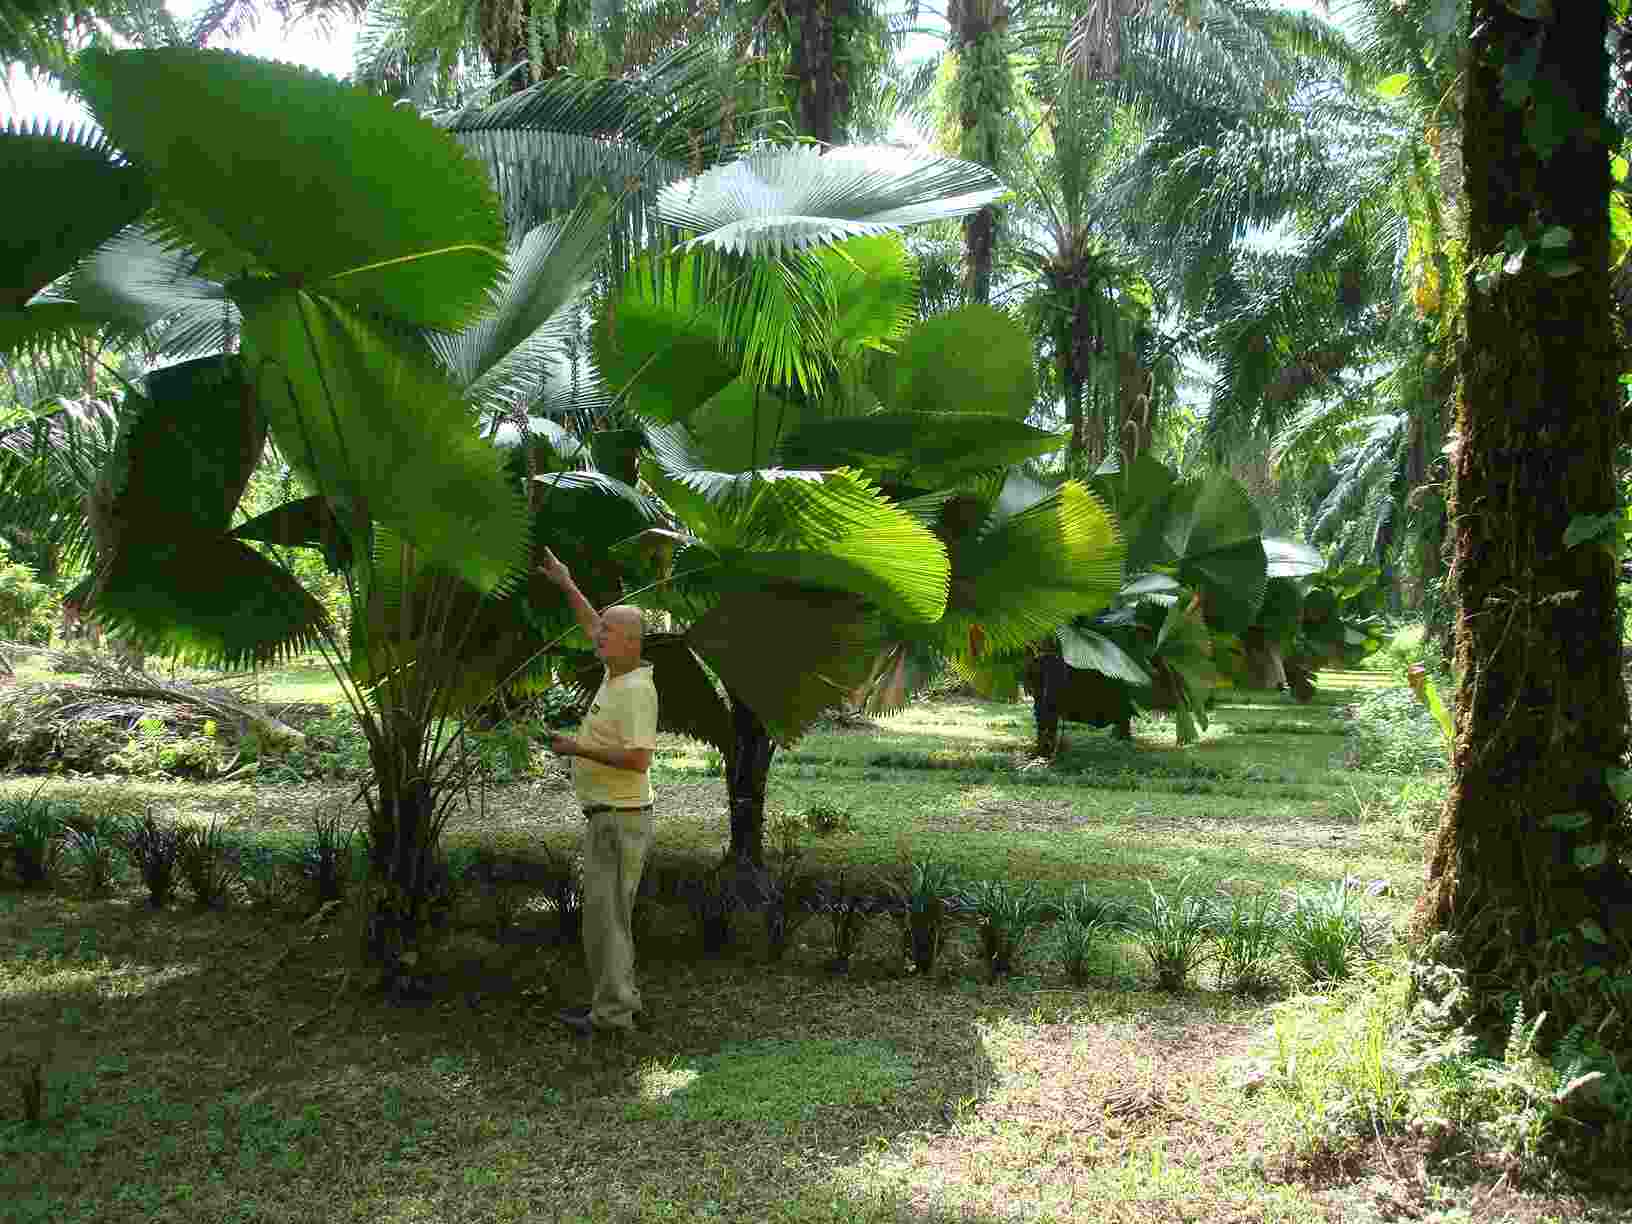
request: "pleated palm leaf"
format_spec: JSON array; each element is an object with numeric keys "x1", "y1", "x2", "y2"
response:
[
  {"x1": 2, "y1": 48, "x2": 684, "y2": 989},
  {"x1": 608, "y1": 144, "x2": 1005, "y2": 398},
  {"x1": 764, "y1": 306, "x2": 1130, "y2": 725},
  {"x1": 0, "y1": 395, "x2": 118, "y2": 575},
  {"x1": 441, "y1": 42, "x2": 753, "y2": 264},
  {"x1": 1018, "y1": 454, "x2": 1324, "y2": 750}
]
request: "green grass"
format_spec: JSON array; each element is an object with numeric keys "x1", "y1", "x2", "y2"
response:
[{"x1": 2, "y1": 673, "x2": 1624, "y2": 1222}]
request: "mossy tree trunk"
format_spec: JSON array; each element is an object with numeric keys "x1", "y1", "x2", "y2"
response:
[
  {"x1": 788, "y1": 0, "x2": 854, "y2": 145},
  {"x1": 1414, "y1": 0, "x2": 1632, "y2": 1038},
  {"x1": 952, "y1": 0, "x2": 1010, "y2": 305}
]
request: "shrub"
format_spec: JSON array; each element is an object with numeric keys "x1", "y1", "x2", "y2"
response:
[
  {"x1": 889, "y1": 858, "x2": 960, "y2": 976},
  {"x1": 0, "y1": 546, "x2": 52, "y2": 645},
  {"x1": 1126, "y1": 875, "x2": 1215, "y2": 992},
  {"x1": 297, "y1": 805, "x2": 355, "y2": 905},
  {"x1": 803, "y1": 800, "x2": 856, "y2": 837},
  {"x1": 1285, "y1": 880, "x2": 1385, "y2": 984},
  {"x1": 105, "y1": 717, "x2": 227, "y2": 779},
  {"x1": 1052, "y1": 885, "x2": 1128, "y2": 984},
  {"x1": 1342, "y1": 685, "x2": 1453, "y2": 775},
  {"x1": 121, "y1": 809, "x2": 184, "y2": 907},
  {"x1": 178, "y1": 817, "x2": 239, "y2": 909},
  {"x1": 238, "y1": 843, "x2": 300, "y2": 910},
  {"x1": 0, "y1": 788, "x2": 67, "y2": 888},
  {"x1": 1055, "y1": 916, "x2": 1117, "y2": 985},
  {"x1": 62, "y1": 817, "x2": 126, "y2": 894},
  {"x1": 815, "y1": 868, "x2": 873, "y2": 973},
  {"x1": 765, "y1": 809, "x2": 817, "y2": 961},
  {"x1": 537, "y1": 846, "x2": 584, "y2": 946},
  {"x1": 961, "y1": 878, "x2": 1048, "y2": 979},
  {"x1": 1058, "y1": 884, "x2": 1130, "y2": 929},
  {"x1": 1270, "y1": 946, "x2": 1632, "y2": 1173},
  {"x1": 1210, "y1": 886, "x2": 1288, "y2": 994},
  {"x1": 686, "y1": 866, "x2": 738, "y2": 958}
]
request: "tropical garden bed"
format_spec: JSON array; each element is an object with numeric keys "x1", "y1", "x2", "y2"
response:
[{"x1": 5, "y1": 669, "x2": 1627, "y2": 1222}]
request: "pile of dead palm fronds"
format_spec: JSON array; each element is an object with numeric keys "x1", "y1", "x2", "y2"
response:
[{"x1": 0, "y1": 642, "x2": 305, "y2": 750}]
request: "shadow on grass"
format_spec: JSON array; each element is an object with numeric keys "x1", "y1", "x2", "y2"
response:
[{"x1": 0, "y1": 883, "x2": 1023, "y2": 1223}]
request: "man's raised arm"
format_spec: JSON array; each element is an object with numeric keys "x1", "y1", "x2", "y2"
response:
[{"x1": 538, "y1": 547, "x2": 602, "y2": 641}]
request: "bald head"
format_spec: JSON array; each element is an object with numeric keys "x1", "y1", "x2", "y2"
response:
[{"x1": 594, "y1": 604, "x2": 645, "y2": 673}]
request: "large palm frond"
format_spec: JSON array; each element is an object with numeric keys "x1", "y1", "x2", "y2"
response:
[
  {"x1": 74, "y1": 47, "x2": 508, "y2": 331},
  {"x1": 1308, "y1": 410, "x2": 1407, "y2": 546},
  {"x1": 429, "y1": 192, "x2": 615, "y2": 415},
  {"x1": 67, "y1": 224, "x2": 242, "y2": 360},
  {"x1": 641, "y1": 421, "x2": 950, "y2": 627},
  {"x1": 0, "y1": 395, "x2": 116, "y2": 570},
  {"x1": 442, "y1": 41, "x2": 745, "y2": 253},
  {"x1": 658, "y1": 143, "x2": 1004, "y2": 257}
]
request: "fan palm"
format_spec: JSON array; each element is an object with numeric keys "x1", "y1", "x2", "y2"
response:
[
  {"x1": 587, "y1": 142, "x2": 1052, "y2": 864},
  {"x1": 6, "y1": 47, "x2": 1008, "y2": 974},
  {"x1": 602, "y1": 292, "x2": 1127, "y2": 860}
]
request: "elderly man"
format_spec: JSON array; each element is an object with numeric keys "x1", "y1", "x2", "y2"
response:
[{"x1": 538, "y1": 548, "x2": 658, "y2": 1036}]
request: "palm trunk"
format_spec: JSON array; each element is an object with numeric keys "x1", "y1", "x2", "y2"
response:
[
  {"x1": 952, "y1": 0, "x2": 1010, "y2": 305},
  {"x1": 1030, "y1": 648, "x2": 1066, "y2": 756},
  {"x1": 477, "y1": 0, "x2": 584, "y2": 90},
  {"x1": 1116, "y1": 348, "x2": 1152, "y2": 470},
  {"x1": 789, "y1": 0, "x2": 853, "y2": 145},
  {"x1": 363, "y1": 738, "x2": 443, "y2": 999},
  {"x1": 725, "y1": 689, "x2": 775, "y2": 866},
  {"x1": 1414, "y1": 0, "x2": 1632, "y2": 1038}
]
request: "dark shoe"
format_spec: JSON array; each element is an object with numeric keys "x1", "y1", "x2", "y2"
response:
[{"x1": 555, "y1": 1005, "x2": 594, "y2": 1036}]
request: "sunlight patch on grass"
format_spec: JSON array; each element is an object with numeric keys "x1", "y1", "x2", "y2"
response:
[{"x1": 634, "y1": 1062, "x2": 702, "y2": 1101}]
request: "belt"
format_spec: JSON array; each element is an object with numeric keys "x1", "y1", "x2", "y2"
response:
[{"x1": 582, "y1": 803, "x2": 653, "y2": 818}]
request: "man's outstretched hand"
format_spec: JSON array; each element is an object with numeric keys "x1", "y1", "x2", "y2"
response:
[
  {"x1": 549, "y1": 734, "x2": 578, "y2": 757},
  {"x1": 538, "y1": 547, "x2": 571, "y2": 587}
]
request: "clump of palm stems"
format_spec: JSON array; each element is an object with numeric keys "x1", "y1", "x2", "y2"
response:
[
  {"x1": 120, "y1": 809, "x2": 183, "y2": 907},
  {"x1": 0, "y1": 787, "x2": 66, "y2": 888},
  {"x1": 298, "y1": 804, "x2": 355, "y2": 906},
  {"x1": 1285, "y1": 880, "x2": 1384, "y2": 983},
  {"x1": 178, "y1": 817, "x2": 239, "y2": 909},
  {"x1": 1209, "y1": 885, "x2": 1288, "y2": 994},
  {"x1": 962, "y1": 878, "x2": 1049, "y2": 979},
  {"x1": 1126, "y1": 875, "x2": 1216, "y2": 992},
  {"x1": 1055, "y1": 883, "x2": 1127, "y2": 984},
  {"x1": 890, "y1": 858, "x2": 961, "y2": 975}
]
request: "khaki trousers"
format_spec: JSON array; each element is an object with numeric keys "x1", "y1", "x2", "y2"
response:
[{"x1": 581, "y1": 804, "x2": 654, "y2": 1029}]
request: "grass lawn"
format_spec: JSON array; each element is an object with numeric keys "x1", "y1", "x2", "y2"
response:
[{"x1": 2, "y1": 672, "x2": 1625, "y2": 1223}]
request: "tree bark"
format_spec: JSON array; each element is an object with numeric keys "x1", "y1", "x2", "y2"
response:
[
  {"x1": 725, "y1": 689, "x2": 775, "y2": 866},
  {"x1": 1030, "y1": 648, "x2": 1066, "y2": 756},
  {"x1": 952, "y1": 0, "x2": 1010, "y2": 305},
  {"x1": 1415, "y1": 0, "x2": 1632, "y2": 1037},
  {"x1": 789, "y1": 0, "x2": 853, "y2": 145}
]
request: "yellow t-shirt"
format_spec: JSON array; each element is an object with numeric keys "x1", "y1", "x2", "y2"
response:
[{"x1": 573, "y1": 663, "x2": 658, "y2": 807}]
